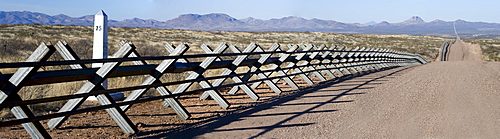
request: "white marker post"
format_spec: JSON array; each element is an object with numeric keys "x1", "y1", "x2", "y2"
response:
[
  {"x1": 93, "y1": 10, "x2": 108, "y2": 69},
  {"x1": 89, "y1": 10, "x2": 124, "y2": 101}
]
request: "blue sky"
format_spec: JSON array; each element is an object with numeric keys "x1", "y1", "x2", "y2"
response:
[{"x1": 1, "y1": 0, "x2": 499, "y2": 23}]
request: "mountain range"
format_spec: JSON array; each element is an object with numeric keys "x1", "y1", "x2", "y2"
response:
[{"x1": 1, "y1": 11, "x2": 500, "y2": 37}]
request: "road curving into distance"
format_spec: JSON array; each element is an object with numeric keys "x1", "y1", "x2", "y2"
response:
[
  {"x1": 166, "y1": 60, "x2": 499, "y2": 138},
  {"x1": 165, "y1": 38, "x2": 500, "y2": 138},
  {"x1": 444, "y1": 38, "x2": 483, "y2": 61}
]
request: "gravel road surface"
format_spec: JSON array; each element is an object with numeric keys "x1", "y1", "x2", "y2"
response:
[
  {"x1": 168, "y1": 61, "x2": 500, "y2": 138},
  {"x1": 447, "y1": 39, "x2": 482, "y2": 61}
]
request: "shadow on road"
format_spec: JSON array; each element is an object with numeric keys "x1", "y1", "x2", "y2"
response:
[{"x1": 134, "y1": 66, "x2": 416, "y2": 138}]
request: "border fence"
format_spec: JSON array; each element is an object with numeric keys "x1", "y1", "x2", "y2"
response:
[
  {"x1": 439, "y1": 41, "x2": 452, "y2": 61},
  {"x1": 0, "y1": 41, "x2": 427, "y2": 138}
]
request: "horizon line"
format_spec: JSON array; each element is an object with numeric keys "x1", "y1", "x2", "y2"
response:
[{"x1": 0, "y1": 10, "x2": 495, "y2": 24}]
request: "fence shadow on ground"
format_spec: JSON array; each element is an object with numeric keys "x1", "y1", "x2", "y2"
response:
[{"x1": 132, "y1": 66, "x2": 416, "y2": 138}]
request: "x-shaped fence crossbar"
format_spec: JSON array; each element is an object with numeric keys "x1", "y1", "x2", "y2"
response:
[{"x1": 0, "y1": 41, "x2": 427, "y2": 138}]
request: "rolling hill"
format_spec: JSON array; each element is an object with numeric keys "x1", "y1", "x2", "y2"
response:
[{"x1": 1, "y1": 11, "x2": 499, "y2": 37}]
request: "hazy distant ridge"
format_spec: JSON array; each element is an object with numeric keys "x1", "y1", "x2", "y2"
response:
[{"x1": 1, "y1": 11, "x2": 500, "y2": 36}]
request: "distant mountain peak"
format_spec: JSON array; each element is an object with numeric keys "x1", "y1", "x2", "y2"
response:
[
  {"x1": 401, "y1": 16, "x2": 425, "y2": 24},
  {"x1": 410, "y1": 16, "x2": 424, "y2": 21},
  {"x1": 374, "y1": 21, "x2": 391, "y2": 26},
  {"x1": 240, "y1": 17, "x2": 264, "y2": 25}
]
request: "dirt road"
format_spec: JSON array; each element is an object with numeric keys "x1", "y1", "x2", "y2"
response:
[
  {"x1": 447, "y1": 38, "x2": 483, "y2": 61},
  {"x1": 167, "y1": 61, "x2": 500, "y2": 138}
]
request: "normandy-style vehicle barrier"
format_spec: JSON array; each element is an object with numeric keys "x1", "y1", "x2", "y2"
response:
[
  {"x1": 0, "y1": 40, "x2": 427, "y2": 138},
  {"x1": 439, "y1": 41, "x2": 452, "y2": 61}
]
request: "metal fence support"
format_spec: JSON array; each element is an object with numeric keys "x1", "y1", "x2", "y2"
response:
[
  {"x1": 0, "y1": 43, "x2": 55, "y2": 139},
  {"x1": 120, "y1": 42, "x2": 190, "y2": 120},
  {"x1": 229, "y1": 43, "x2": 283, "y2": 95},
  {"x1": 317, "y1": 45, "x2": 337, "y2": 78},
  {"x1": 287, "y1": 44, "x2": 315, "y2": 84},
  {"x1": 0, "y1": 41, "x2": 427, "y2": 138},
  {"x1": 47, "y1": 43, "x2": 138, "y2": 134},
  {"x1": 172, "y1": 43, "x2": 230, "y2": 109},
  {"x1": 251, "y1": 44, "x2": 299, "y2": 90},
  {"x1": 200, "y1": 43, "x2": 259, "y2": 101}
]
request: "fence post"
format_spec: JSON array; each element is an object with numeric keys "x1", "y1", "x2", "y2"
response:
[
  {"x1": 171, "y1": 43, "x2": 230, "y2": 109},
  {"x1": 303, "y1": 44, "x2": 327, "y2": 81},
  {"x1": 354, "y1": 47, "x2": 368, "y2": 72},
  {"x1": 326, "y1": 46, "x2": 344, "y2": 77},
  {"x1": 199, "y1": 43, "x2": 259, "y2": 101},
  {"x1": 47, "y1": 43, "x2": 138, "y2": 134},
  {"x1": 347, "y1": 47, "x2": 361, "y2": 73},
  {"x1": 288, "y1": 44, "x2": 315, "y2": 84},
  {"x1": 229, "y1": 43, "x2": 283, "y2": 94},
  {"x1": 250, "y1": 44, "x2": 300, "y2": 90},
  {"x1": 338, "y1": 47, "x2": 353, "y2": 75},
  {"x1": 0, "y1": 43, "x2": 55, "y2": 139},
  {"x1": 120, "y1": 42, "x2": 191, "y2": 120},
  {"x1": 363, "y1": 48, "x2": 376, "y2": 70},
  {"x1": 370, "y1": 48, "x2": 381, "y2": 69},
  {"x1": 317, "y1": 45, "x2": 337, "y2": 78}
]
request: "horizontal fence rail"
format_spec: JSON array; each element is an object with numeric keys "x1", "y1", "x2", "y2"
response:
[
  {"x1": 439, "y1": 37, "x2": 458, "y2": 61},
  {"x1": 440, "y1": 41, "x2": 452, "y2": 61},
  {"x1": 0, "y1": 41, "x2": 428, "y2": 138}
]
